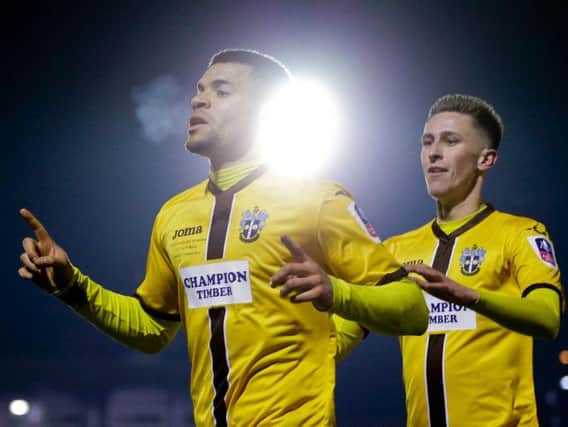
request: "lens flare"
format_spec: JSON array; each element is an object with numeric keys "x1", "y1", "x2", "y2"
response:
[{"x1": 256, "y1": 78, "x2": 341, "y2": 176}]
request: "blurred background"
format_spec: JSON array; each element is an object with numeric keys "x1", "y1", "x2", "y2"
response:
[{"x1": 3, "y1": 1, "x2": 567, "y2": 426}]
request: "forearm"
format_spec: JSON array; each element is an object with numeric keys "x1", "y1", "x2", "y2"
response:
[
  {"x1": 329, "y1": 276, "x2": 428, "y2": 336},
  {"x1": 473, "y1": 287, "x2": 560, "y2": 339},
  {"x1": 58, "y1": 266, "x2": 180, "y2": 353}
]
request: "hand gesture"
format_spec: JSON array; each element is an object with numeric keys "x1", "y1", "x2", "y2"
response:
[
  {"x1": 18, "y1": 208, "x2": 74, "y2": 294},
  {"x1": 405, "y1": 263, "x2": 479, "y2": 307},
  {"x1": 270, "y1": 234, "x2": 333, "y2": 311}
]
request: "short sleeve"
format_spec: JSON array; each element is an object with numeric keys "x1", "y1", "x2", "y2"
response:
[
  {"x1": 509, "y1": 220, "x2": 564, "y2": 308},
  {"x1": 317, "y1": 185, "x2": 405, "y2": 286}
]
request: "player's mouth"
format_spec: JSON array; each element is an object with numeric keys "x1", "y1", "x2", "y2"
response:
[
  {"x1": 189, "y1": 115, "x2": 208, "y2": 131},
  {"x1": 427, "y1": 166, "x2": 448, "y2": 176}
]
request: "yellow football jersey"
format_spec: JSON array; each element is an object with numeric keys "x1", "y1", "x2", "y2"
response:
[
  {"x1": 384, "y1": 205, "x2": 564, "y2": 427},
  {"x1": 136, "y1": 168, "x2": 403, "y2": 427}
]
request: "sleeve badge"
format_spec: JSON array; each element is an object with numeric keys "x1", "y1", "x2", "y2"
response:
[
  {"x1": 347, "y1": 201, "x2": 381, "y2": 243},
  {"x1": 528, "y1": 236, "x2": 558, "y2": 269}
]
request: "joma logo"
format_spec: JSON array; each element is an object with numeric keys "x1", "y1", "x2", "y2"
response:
[
  {"x1": 403, "y1": 259, "x2": 423, "y2": 266},
  {"x1": 172, "y1": 226, "x2": 203, "y2": 240}
]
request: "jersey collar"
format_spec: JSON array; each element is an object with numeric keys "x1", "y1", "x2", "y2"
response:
[
  {"x1": 207, "y1": 165, "x2": 268, "y2": 196},
  {"x1": 431, "y1": 204, "x2": 495, "y2": 242}
]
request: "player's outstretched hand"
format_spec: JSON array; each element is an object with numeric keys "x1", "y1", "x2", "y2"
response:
[
  {"x1": 405, "y1": 263, "x2": 479, "y2": 307},
  {"x1": 19, "y1": 208, "x2": 74, "y2": 294},
  {"x1": 270, "y1": 234, "x2": 333, "y2": 311}
]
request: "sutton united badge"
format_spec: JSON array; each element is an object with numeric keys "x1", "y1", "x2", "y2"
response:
[
  {"x1": 239, "y1": 206, "x2": 268, "y2": 242},
  {"x1": 459, "y1": 244, "x2": 486, "y2": 276}
]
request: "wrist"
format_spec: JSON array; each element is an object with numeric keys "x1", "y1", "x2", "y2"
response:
[
  {"x1": 51, "y1": 263, "x2": 77, "y2": 298},
  {"x1": 313, "y1": 296, "x2": 332, "y2": 312},
  {"x1": 464, "y1": 289, "x2": 480, "y2": 308}
]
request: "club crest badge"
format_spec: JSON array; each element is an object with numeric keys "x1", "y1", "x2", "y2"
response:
[
  {"x1": 459, "y1": 244, "x2": 486, "y2": 276},
  {"x1": 239, "y1": 206, "x2": 268, "y2": 243}
]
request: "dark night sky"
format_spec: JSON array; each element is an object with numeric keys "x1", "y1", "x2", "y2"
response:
[{"x1": 3, "y1": 1, "x2": 567, "y2": 424}]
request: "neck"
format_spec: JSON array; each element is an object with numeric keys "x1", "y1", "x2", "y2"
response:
[
  {"x1": 208, "y1": 157, "x2": 263, "y2": 192},
  {"x1": 209, "y1": 148, "x2": 261, "y2": 172},
  {"x1": 435, "y1": 178, "x2": 485, "y2": 222}
]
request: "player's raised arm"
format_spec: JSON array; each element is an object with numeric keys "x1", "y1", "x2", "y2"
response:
[{"x1": 18, "y1": 208, "x2": 179, "y2": 354}]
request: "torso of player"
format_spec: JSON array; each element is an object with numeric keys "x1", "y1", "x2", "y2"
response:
[
  {"x1": 386, "y1": 209, "x2": 542, "y2": 427},
  {"x1": 157, "y1": 174, "x2": 337, "y2": 426}
]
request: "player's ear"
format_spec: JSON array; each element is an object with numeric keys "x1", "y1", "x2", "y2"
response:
[{"x1": 478, "y1": 147, "x2": 497, "y2": 172}]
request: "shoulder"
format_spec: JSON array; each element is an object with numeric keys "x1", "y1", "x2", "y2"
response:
[
  {"x1": 488, "y1": 210, "x2": 550, "y2": 236},
  {"x1": 162, "y1": 179, "x2": 209, "y2": 207},
  {"x1": 153, "y1": 179, "x2": 210, "y2": 224},
  {"x1": 385, "y1": 221, "x2": 433, "y2": 246},
  {"x1": 259, "y1": 173, "x2": 354, "y2": 201}
]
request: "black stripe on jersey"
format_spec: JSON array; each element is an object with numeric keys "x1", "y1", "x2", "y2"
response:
[
  {"x1": 207, "y1": 192, "x2": 234, "y2": 260},
  {"x1": 522, "y1": 283, "x2": 565, "y2": 312},
  {"x1": 209, "y1": 307, "x2": 229, "y2": 427},
  {"x1": 376, "y1": 266, "x2": 408, "y2": 285},
  {"x1": 426, "y1": 203, "x2": 495, "y2": 426},
  {"x1": 206, "y1": 190, "x2": 233, "y2": 427},
  {"x1": 426, "y1": 334, "x2": 447, "y2": 427},
  {"x1": 133, "y1": 293, "x2": 182, "y2": 321},
  {"x1": 205, "y1": 167, "x2": 267, "y2": 427},
  {"x1": 425, "y1": 233, "x2": 455, "y2": 427}
]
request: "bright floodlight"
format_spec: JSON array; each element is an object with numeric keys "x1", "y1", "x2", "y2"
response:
[
  {"x1": 9, "y1": 399, "x2": 30, "y2": 416},
  {"x1": 256, "y1": 78, "x2": 340, "y2": 176},
  {"x1": 560, "y1": 376, "x2": 568, "y2": 391}
]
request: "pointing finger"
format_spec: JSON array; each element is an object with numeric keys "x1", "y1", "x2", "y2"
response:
[
  {"x1": 280, "y1": 234, "x2": 307, "y2": 262},
  {"x1": 20, "y1": 208, "x2": 52, "y2": 242}
]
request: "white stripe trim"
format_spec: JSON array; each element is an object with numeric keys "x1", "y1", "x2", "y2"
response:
[
  {"x1": 223, "y1": 308, "x2": 231, "y2": 425},
  {"x1": 424, "y1": 334, "x2": 432, "y2": 427},
  {"x1": 442, "y1": 336, "x2": 449, "y2": 427},
  {"x1": 425, "y1": 240, "x2": 439, "y2": 426},
  {"x1": 207, "y1": 313, "x2": 217, "y2": 425},
  {"x1": 222, "y1": 195, "x2": 236, "y2": 258},
  {"x1": 439, "y1": 238, "x2": 458, "y2": 427}
]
